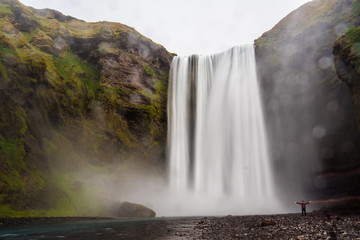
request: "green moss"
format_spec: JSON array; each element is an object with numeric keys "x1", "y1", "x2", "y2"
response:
[
  {"x1": 50, "y1": 172, "x2": 103, "y2": 216},
  {"x1": 98, "y1": 42, "x2": 118, "y2": 55},
  {"x1": 0, "y1": 0, "x2": 171, "y2": 217},
  {"x1": 352, "y1": 2, "x2": 360, "y2": 17},
  {"x1": 138, "y1": 71, "x2": 169, "y2": 144},
  {"x1": 0, "y1": 138, "x2": 26, "y2": 170},
  {"x1": 352, "y1": 43, "x2": 360, "y2": 59},
  {"x1": 115, "y1": 119, "x2": 137, "y2": 148},
  {"x1": 0, "y1": 62, "x2": 9, "y2": 83},
  {"x1": 115, "y1": 87, "x2": 132, "y2": 97},
  {"x1": 98, "y1": 26, "x2": 114, "y2": 38},
  {"x1": 21, "y1": 31, "x2": 33, "y2": 42},
  {"x1": 16, "y1": 108, "x2": 28, "y2": 136},
  {"x1": 42, "y1": 138, "x2": 58, "y2": 156},
  {"x1": 0, "y1": 205, "x2": 63, "y2": 218},
  {"x1": 0, "y1": 169, "x2": 25, "y2": 193},
  {"x1": 0, "y1": 47, "x2": 18, "y2": 82},
  {"x1": 0, "y1": 47, "x2": 17, "y2": 57},
  {"x1": 346, "y1": 27, "x2": 360, "y2": 44},
  {"x1": 154, "y1": 72, "x2": 169, "y2": 95},
  {"x1": 53, "y1": 51, "x2": 100, "y2": 93},
  {"x1": 142, "y1": 63, "x2": 156, "y2": 78},
  {"x1": 0, "y1": 3, "x2": 12, "y2": 15}
]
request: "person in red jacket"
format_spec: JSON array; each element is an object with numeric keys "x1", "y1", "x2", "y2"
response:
[{"x1": 295, "y1": 200, "x2": 311, "y2": 216}]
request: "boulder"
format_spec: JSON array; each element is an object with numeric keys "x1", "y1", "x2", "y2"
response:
[{"x1": 115, "y1": 201, "x2": 156, "y2": 218}]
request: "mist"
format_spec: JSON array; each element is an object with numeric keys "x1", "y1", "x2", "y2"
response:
[
  {"x1": 9, "y1": 0, "x2": 359, "y2": 219},
  {"x1": 255, "y1": 0, "x2": 360, "y2": 206}
]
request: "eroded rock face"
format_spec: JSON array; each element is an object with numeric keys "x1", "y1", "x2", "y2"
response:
[
  {"x1": 0, "y1": 0, "x2": 172, "y2": 216},
  {"x1": 255, "y1": 0, "x2": 360, "y2": 199},
  {"x1": 334, "y1": 27, "x2": 360, "y2": 128}
]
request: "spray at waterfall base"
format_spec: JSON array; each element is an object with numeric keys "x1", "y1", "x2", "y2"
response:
[{"x1": 102, "y1": 44, "x2": 344, "y2": 217}]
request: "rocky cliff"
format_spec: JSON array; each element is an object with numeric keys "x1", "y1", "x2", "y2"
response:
[
  {"x1": 255, "y1": 0, "x2": 360, "y2": 199},
  {"x1": 0, "y1": 0, "x2": 172, "y2": 217},
  {"x1": 334, "y1": 26, "x2": 360, "y2": 126}
]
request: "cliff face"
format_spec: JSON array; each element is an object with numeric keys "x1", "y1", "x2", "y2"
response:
[
  {"x1": 334, "y1": 27, "x2": 360, "y2": 127},
  {"x1": 332, "y1": 27, "x2": 360, "y2": 197},
  {"x1": 0, "y1": 0, "x2": 172, "y2": 216},
  {"x1": 255, "y1": 0, "x2": 360, "y2": 198}
]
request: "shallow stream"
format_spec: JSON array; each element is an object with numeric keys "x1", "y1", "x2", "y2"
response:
[{"x1": 0, "y1": 217, "x2": 200, "y2": 240}]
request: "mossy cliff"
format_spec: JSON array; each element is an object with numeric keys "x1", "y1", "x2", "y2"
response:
[
  {"x1": 334, "y1": 27, "x2": 360, "y2": 127},
  {"x1": 0, "y1": 0, "x2": 172, "y2": 217},
  {"x1": 255, "y1": 0, "x2": 360, "y2": 198}
]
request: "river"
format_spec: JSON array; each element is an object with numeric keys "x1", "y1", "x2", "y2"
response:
[{"x1": 0, "y1": 217, "x2": 201, "y2": 240}]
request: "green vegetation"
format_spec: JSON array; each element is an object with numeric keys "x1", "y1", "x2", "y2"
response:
[
  {"x1": 53, "y1": 51, "x2": 101, "y2": 93},
  {"x1": 352, "y1": 2, "x2": 360, "y2": 17},
  {"x1": 0, "y1": 3, "x2": 11, "y2": 16},
  {"x1": 0, "y1": 0, "x2": 172, "y2": 217},
  {"x1": 345, "y1": 27, "x2": 360, "y2": 45},
  {"x1": 142, "y1": 63, "x2": 156, "y2": 78},
  {"x1": 0, "y1": 138, "x2": 26, "y2": 170}
]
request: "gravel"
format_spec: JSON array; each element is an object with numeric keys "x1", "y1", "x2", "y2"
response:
[{"x1": 194, "y1": 212, "x2": 360, "y2": 239}]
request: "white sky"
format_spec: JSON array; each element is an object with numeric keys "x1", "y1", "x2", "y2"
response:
[{"x1": 19, "y1": 0, "x2": 311, "y2": 56}]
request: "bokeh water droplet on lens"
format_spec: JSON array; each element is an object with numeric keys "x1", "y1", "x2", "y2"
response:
[{"x1": 312, "y1": 125, "x2": 327, "y2": 139}]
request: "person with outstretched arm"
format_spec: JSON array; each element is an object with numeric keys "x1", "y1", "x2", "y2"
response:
[{"x1": 295, "y1": 200, "x2": 311, "y2": 216}]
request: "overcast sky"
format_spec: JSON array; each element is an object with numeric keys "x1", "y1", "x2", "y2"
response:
[{"x1": 19, "y1": 0, "x2": 310, "y2": 56}]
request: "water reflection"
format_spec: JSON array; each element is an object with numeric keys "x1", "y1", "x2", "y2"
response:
[{"x1": 0, "y1": 217, "x2": 200, "y2": 240}]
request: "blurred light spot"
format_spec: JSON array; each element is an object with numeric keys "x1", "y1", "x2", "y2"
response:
[
  {"x1": 341, "y1": 141, "x2": 355, "y2": 153},
  {"x1": 297, "y1": 72, "x2": 310, "y2": 91},
  {"x1": 284, "y1": 44, "x2": 298, "y2": 56},
  {"x1": 279, "y1": 94, "x2": 291, "y2": 106},
  {"x1": 268, "y1": 99, "x2": 279, "y2": 111},
  {"x1": 312, "y1": 125, "x2": 327, "y2": 139},
  {"x1": 334, "y1": 23, "x2": 348, "y2": 36},
  {"x1": 296, "y1": 72, "x2": 309, "y2": 84},
  {"x1": 318, "y1": 56, "x2": 333, "y2": 69},
  {"x1": 326, "y1": 100, "x2": 339, "y2": 112}
]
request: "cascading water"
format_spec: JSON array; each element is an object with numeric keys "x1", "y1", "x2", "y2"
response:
[{"x1": 167, "y1": 45, "x2": 279, "y2": 215}]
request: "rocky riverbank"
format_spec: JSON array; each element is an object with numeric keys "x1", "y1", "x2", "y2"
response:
[
  {"x1": 1, "y1": 203, "x2": 360, "y2": 239},
  {"x1": 195, "y1": 212, "x2": 360, "y2": 240}
]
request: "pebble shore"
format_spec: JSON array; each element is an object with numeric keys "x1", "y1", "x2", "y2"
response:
[{"x1": 194, "y1": 213, "x2": 360, "y2": 239}]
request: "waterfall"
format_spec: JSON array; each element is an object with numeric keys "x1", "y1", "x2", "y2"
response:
[{"x1": 167, "y1": 45, "x2": 278, "y2": 215}]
